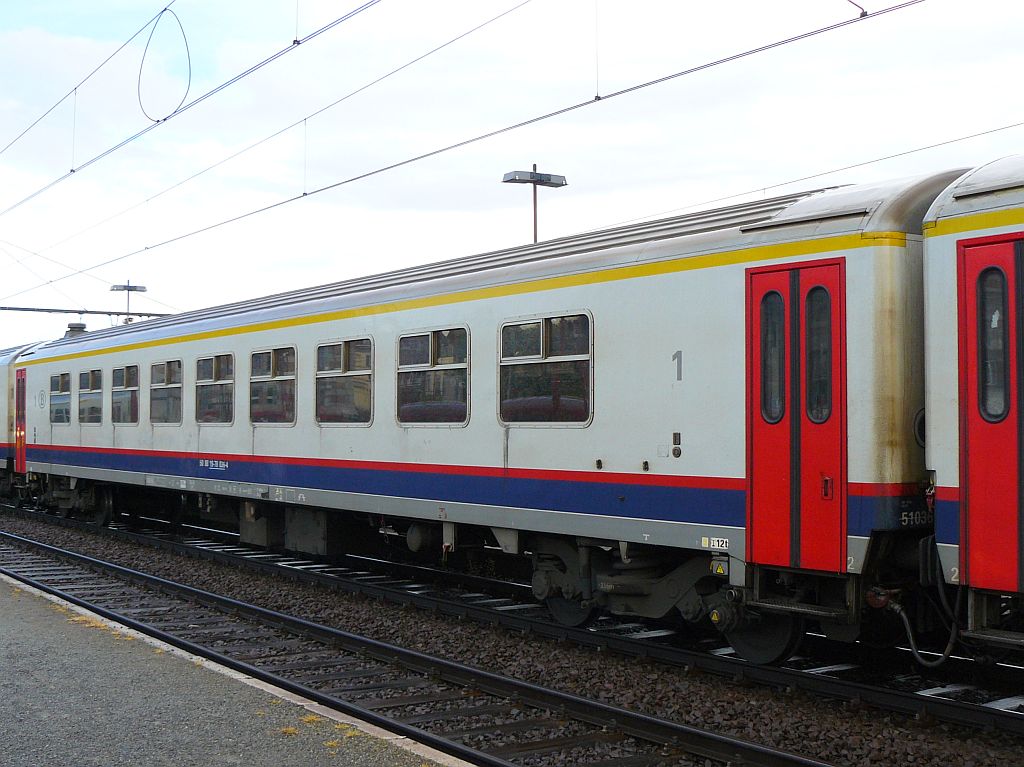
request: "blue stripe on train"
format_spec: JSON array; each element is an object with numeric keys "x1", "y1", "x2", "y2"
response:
[
  {"x1": 27, "y1": 446, "x2": 746, "y2": 527},
  {"x1": 847, "y1": 492, "x2": 931, "y2": 537},
  {"x1": 934, "y1": 499, "x2": 960, "y2": 545},
  {"x1": 26, "y1": 446, "x2": 924, "y2": 536}
]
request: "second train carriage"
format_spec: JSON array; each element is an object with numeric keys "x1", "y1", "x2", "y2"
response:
[
  {"x1": 924, "y1": 155, "x2": 1024, "y2": 649},
  {"x1": 0, "y1": 166, "x2": 984, "y2": 662}
]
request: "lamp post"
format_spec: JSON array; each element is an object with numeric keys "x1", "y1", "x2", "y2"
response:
[
  {"x1": 110, "y1": 281, "x2": 147, "y2": 320},
  {"x1": 502, "y1": 163, "x2": 567, "y2": 243}
]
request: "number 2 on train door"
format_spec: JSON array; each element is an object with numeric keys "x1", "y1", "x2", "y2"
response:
[{"x1": 747, "y1": 261, "x2": 846, "y2": 573}]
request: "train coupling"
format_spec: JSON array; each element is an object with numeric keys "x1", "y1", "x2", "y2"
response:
[{"x1": 865, "y1": 586, "x2": 902, "y2": 611}]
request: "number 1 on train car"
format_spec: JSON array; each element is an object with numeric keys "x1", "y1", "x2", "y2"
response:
[
  {"x1": 747, "y1": 261, "x2": 846, "y2": 573},
  {"x1": 958, "y1": 237, "x2": 1024, "y2": 593}
]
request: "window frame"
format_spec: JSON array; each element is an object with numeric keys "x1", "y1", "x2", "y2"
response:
[
  {"x1": 759, "y1": 291, "x2": 786, "y2": 425},
  {"x1": 111, "y1": 365, "x2": 140, "y2": 426},
  {"x1": 49, "y1": 372, "x2": 72, "y2": 426},
  {"x1": 497, "y1": 311, "x2": 594, "y2": 428},
  {"x1": 805, "y1": 286, "x2": 832, "y2": 424},
  {"x1": 315, "y1": 336, "x2": 374, "y2": 427},
  {"x1": 196, "y1": 353, "x2": 235, "y2": 426},
  {"x1": 249, "y1": 346, "x2": 297, "y2": 426},
  {"x1": 150, "y1": 359, "x2": 183, "y2": 426},
  {"x1": 395, "y1": 325, "x2": 470, "y2": 427},
  {"x1": 78, "y1": 368, "x2": 103, "y2": 426},
  {"x1": 977, "y1": 266, "x2": 1011, "y2": 423}
]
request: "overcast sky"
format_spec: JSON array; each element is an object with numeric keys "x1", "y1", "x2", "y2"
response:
[{"x1": 0, "y1": 0, "x2": 1021, "y2": 349}]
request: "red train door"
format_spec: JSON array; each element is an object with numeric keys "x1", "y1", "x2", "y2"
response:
[
  {"x1": 15, "y1": 368, "x2": 26, "y2": 473},
  {"x1": 748, "y1": 261, "x2": 846, "y2": 572},
  {"x1": 959, "y1": 239, "x2": 1023, "y2": 592}
]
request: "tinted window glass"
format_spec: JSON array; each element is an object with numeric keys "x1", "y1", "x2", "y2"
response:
[
  {"x1": 318, "y1": 344, "x2": 342, "y2": 372},
  {"x1": 50, "y1": 393, "x2": 71, "y2": 424},
  {"x1": 251, "y1": 379, "x2": 295, "y2": 423},
  {"x1": 805, "y1": 286, "x2": 831, "y2": 424},
  {"x1": 197, "y1": 383, "x2": 233, "y2": 423},
  {"x1": 502, "y1": 322, "x2": 541, "y2": 359},
  {"x1": 978, "y1": 267, "x2": 1009, "y2": 421},
  {"x1": 500, "y1": 360, "x2": 589, "y2": 422},
  {"x1": 151, "y1": 386, "x2": 182, "y2": 424},
  {"x1": 548, "y1": 315, "x2": 589, "y2": 356},
  {"x1": 434, "y1": 328, "x2": 467, "y2": 365},
  {"x1": 346, "y1": 339, "x2": 372, "y2": 371},
  {"x1": 760, "y1": 291, "x2": 785, "y2": 424},
  {"x1": 397, "y1": 369, "x2": 467, "y2": 423},
  {"x1": 316, "y1": 376, "x2": 371, "y2": 423},
  {"x1": 197, "y1": 358, "x2": 214, "y2": 381},
  {"x1": 251, "y1": 352, "x2": 272, "y2": 377},
  {"x1": 399, "y1": 335, "x2": 430, "y2": 367},
  {"x1": 111, "y1": 390, "x2": 139, "y2": 424}
]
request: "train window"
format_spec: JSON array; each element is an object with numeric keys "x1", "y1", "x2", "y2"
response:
[
  {"x1": 397, "y1": 328, "x2": 468, "y2": 424},
  {"x1": 197, "y1": 354, "x2": 234, "y2": 424},
  {"x1": 78, "y1": 369, "x2": 102, "y2": 424},
  {"x1": 49, "y1": 373, "x2": 71, "y2": 424},
  {"x1": 760, "y1": 292, "x2": 785, "y2": 424},
  {"x1": 805, "y1": 287, "x2": 831, "y2": 424},
  {"x1": 978, "y1": 268, "x2": 1009, "y2": 422},
  {"x1": 111, "y1": 365, "x2": 139, "y2": 424},
  {"x1": 316, "y1": 339, "x2": 372, "y2": 424},
  {"x1": 501, "y1": 322, "x2": 541, "y2": 358},
  {"x1": 499, "y1": 314, "x2": 590, "y2": 424},
  {"x1": 398, "y1": 334, "x2": 430, "y2": 367},
  {"x1": 151, "y1": 360, "x2": 182, "y2": 424},
  {"x1": 250, "y1": 347, "x2": 296, "y2": 424},
  {"x1": 317, "y1": 344, "x2": 343, "y2": 372}
]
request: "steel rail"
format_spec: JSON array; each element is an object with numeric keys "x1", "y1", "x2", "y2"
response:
[
  {"x1": 5, "y1": 507, "x2": 1024, "y2": 736},
  {"x1": 0, "y1": 530, "x2": 830, "y2": 767}
]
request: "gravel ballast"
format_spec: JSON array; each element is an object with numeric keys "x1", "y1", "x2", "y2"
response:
[{"x1": 1, "y1": 513, "x2": 1021, "y2": 767}]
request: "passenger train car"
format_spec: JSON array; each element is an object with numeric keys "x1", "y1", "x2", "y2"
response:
[
  {"x1": 4, "y1": 158, "x2": 1024, "y2": 664},
  {"x1": 924, "y1": 156, "x2": 1024, "y2": 651}
]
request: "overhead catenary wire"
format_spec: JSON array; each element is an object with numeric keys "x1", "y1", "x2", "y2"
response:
[
  {"x1": 0, "y1": 0, "x2": 382, "y2": 220},
  {"x1": 0, "y1": 0, "x2": 179, "y2": 159},
  {"x1": 137, "y1": 8, "x2": 192, "y2": 123},
  {"x1": 34, "y1": 0, "x2": 535, "y2": 257},
  {"x1": 0, "y1": 0, "x2": 927, "y2": 303},
  {"x1": 601, "y1": 117, "x2": 1024, "y2": 231},
  {"x1": 0, "y1": 239, "x2": 180, "y2": 312},
  {"x1": 0, "y1": 0, "x2": 929, "y2": 305}
]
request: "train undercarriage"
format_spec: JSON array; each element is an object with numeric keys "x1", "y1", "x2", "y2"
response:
[{"x1": 3, "y1": 466, "x2": 1021, "y2": 666}]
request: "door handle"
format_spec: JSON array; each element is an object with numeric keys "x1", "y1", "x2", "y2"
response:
[{"x1": 822, "y1": 476, "x2": 833, "y2": 500}]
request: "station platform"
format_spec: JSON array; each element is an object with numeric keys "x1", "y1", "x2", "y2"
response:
[{"x1": 0, "y1": 574, "x2": 463, "y2": 767}]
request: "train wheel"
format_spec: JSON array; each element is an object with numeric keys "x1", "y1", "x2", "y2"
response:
[
  {"x1": 91, "y1": 487, "x2": 114, "y2": 527},
  {"x1": 546, "y1": 596, "x2": 597, "y2": 628},
  {"x1": 725, "y1": 612, "x2": 805, "y2": 664}
]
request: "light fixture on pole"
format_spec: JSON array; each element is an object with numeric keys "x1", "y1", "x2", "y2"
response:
[
  {"x1": 110, "y1": 281, "x2": 147, "y2": 321},
  {"x1": 502, "y1": 163, "x2": 567, "y2": 243}
]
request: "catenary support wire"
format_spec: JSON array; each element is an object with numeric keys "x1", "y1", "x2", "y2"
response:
[
  {"x1": 0, "y1": 0, "x2": 382, "y2": 220},
  {"x1": 0, "y1": 0, "x2": 925, "y2": 301}
]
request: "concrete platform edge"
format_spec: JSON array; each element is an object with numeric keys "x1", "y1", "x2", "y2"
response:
[{"x1": 0, "y1": 571, "x2": 472, "y2": 767}]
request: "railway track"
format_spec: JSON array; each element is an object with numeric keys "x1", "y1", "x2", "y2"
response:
[
  {"x1": 5, "y1": 506, "x2": 1024, "y2": 739},
  {"x1": 0, "y1": 530, "x2": 827, "y2": 767}
]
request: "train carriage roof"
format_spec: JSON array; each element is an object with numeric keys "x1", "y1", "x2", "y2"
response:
[
  {"x1": 924, "y1": 155, "x2": 1024, "y2": 227},
  {"x1": 19, "y1": 169, "x2": 965, "y2": 361}
]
